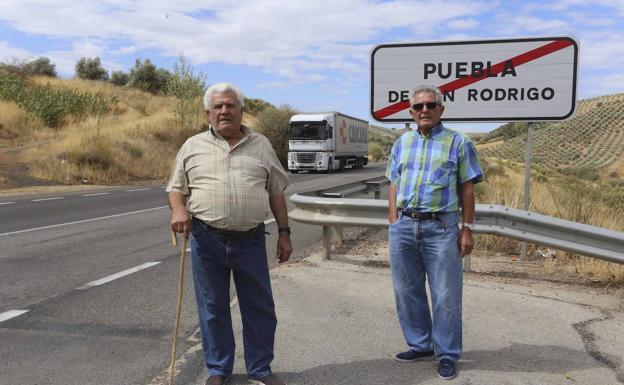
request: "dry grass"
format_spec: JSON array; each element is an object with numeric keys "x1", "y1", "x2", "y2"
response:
[
  {"x1": 476, "y1": 157, "x2": 624, "y2": 284},
  {"x1": 0, "y1": 76, "x2": 204, "y2": 185},
  {"x1": 0, "y1": 102, "x2": 44, "y2": 142},
  {"x1": 19, "y1": 109, "x2": 186, "y2": 184}
]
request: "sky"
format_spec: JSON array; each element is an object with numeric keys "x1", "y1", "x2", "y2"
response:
[{"x1": 1, "y1": 0, "x2": 623, "y2": 133}]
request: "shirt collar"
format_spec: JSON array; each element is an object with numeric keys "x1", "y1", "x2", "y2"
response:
[
  {"x1": 417, "y1": 122, "x2": 443, "y2": 139},
  {"x1": 209, "y1": 124, "x2": 252, "y2": 138}
]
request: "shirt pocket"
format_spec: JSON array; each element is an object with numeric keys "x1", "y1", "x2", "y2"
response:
[
  {"x1": 240, "y1": 155, "x2": 269, "y2": 181},
  {"x1": 428, "y1": 160, "x2": 456, "y2": 187}
]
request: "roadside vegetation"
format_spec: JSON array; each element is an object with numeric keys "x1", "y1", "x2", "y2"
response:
[
  {"x1": 0, "y1": 55, "x2": 396, "y2": 187},
  {"x1": 475, "y1": 157, "x2": 624, "y2": 286},
  {"x1": 479, "y1": 93, "x2": 624, "y2": 186},
  {"x1": 1, "y1": 55, "x2": 621, "y2": 285}
]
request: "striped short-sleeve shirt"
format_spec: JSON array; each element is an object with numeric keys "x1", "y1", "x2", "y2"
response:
[
  {"x1": 166, "y1": 125, "x2": 289, "y2": 231},
  {"x1": 385, "y1": 123, "x2": 483, "y2": 213}
]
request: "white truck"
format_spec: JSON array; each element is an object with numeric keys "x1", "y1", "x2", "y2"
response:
[{"x1": 287, "y1": 112, "x2": 368, "y2": 173}]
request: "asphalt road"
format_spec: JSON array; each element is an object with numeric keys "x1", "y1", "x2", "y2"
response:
[{"x1": 0, "y1": 164, "x2": 387, "y2": 385}]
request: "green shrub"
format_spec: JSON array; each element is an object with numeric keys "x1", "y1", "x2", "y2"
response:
[
  {"x1": 165, "y1": 54, "x2": 206, "y2": 132},
  {"x1": 0, "y1": 72, "x2": 117, "y2": 127},
  {"x1": 255, "y1": 105, "x2": 297, "y2": 165},
  {"x1": 128, "y1": 59, "x2": 171, "y2": 94},
  {"x1": 28, "y1": 57, "x2": 57, "y2": 77},
  {"x1": 0, "y1": 71, "x2": 24, "y2": 101},
  {"x1": 75, "y1": 57, "x2": 108, "y2": 81},
  {"x1": 110, "y1": 71, "x2": 129, "y2": 86},
  {"x1": 368, "y1": 142, "x2": 384, "y2": 161}
]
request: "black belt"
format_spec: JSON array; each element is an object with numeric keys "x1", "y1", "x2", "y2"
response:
[
  {"x1": 400, "y1": 209, "x2": 442, "y2": 220},
  {"x1": 194, "y1": 218, "x2": 260, "y2": 238}
]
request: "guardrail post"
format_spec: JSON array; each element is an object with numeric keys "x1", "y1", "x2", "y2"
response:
[
  {"x1": 366, "y1": 181, "x2": 382, "y2": 199},
  {"x1": 463, "y1": 254, "x2": 471, "y2": 272},
  {"x1": 323, "y1": 225, "x2": 332, "y2": 260},
  {"x1": 334, "y1": 226, "x2": 344, "y2": 245}
]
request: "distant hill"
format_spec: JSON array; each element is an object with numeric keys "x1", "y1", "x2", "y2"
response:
[{"x1": 478, "y1": 93, "x2": 624, "y2": 182}]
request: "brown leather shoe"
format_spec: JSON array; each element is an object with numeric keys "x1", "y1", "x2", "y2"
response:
[
  {"x1": 205, "y1": 375, "x2": 230, "y2": 385},
  {"x1": 248, "y1": 374, "x2": 287, "y2": 385}
]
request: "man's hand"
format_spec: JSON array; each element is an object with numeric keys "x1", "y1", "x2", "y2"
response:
[
  {"x1": 459, "y1": 227, "x2": 474, "y2": 257},
  {"x1": 276, "y1": 234, "x2": 293, "y2": 263},
  {"x1": 171, "y1": 208, "x2": 192, "y2": 240}
]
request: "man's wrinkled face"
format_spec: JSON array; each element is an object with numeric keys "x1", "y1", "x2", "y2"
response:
[
  {"x1": 410, "y1": 91, "x2": 444, "y2": 132},
  {"x1": 208, "y1": 91, "x2": 243, "y2": 134}
]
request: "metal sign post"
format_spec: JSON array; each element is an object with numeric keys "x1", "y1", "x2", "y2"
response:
[{"x1": 521, "y1": 122, "x2": 534, "y2": 259}]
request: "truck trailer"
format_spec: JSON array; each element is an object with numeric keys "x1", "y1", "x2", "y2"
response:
[{"x1": 287, "y1": 112, "x2": 368, "y2": 173}]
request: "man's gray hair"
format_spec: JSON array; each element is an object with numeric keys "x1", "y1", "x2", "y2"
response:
[
  {"x1": 204, "y1": 82, "x2": 245, "y2": 111},
  {"x1": 411, "y1": 85, "x2": 444, "y2": 106}
]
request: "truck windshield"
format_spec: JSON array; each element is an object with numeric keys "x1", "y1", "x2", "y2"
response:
[{"x1": 289, "y1": 122, "x2": 327, "y2": 140}]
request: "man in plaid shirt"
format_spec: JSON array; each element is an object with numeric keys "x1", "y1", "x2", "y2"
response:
[
  {"x1": 167, "y1": 83, "x2": 292, "y2": 385},
  {"x1": 386, "y1": 84, "x2": 484, "y2": 380}
]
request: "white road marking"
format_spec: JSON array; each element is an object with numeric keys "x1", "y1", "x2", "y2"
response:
[
  {"x1": 0, "y1": 205, "x2": 169, "y2": 237},
  {"x1": 0, "y1": 309, "x2": 29, "y2": 323},
  {"x1": 82, "y1": 192, "x2": 111, "y2": 197},
  {"x1": 77, "y1": 262, "x2": 161, "y2": 290},
  {"x1": 125, "y1": 188, "x2": 151, "y2": 192},
  {"x1": 31, "y1": 197, "x2": 64, "y2": 202},
  {"x1": 0, "y1": 201, "x2": 16, "y2": 206}
]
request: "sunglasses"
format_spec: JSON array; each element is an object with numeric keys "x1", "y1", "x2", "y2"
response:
[{"x1": 412, "y1": 102, "x2": 438, "y2": 111}]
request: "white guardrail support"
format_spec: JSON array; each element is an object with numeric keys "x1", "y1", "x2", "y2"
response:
[{"x1": 289, "y1": 194, "x2": 624, "y2": 269}]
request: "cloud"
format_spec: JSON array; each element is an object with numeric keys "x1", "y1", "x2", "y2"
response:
[
  {"x1": 583, "y1": 73, "x2": 624, "y2": 97},
  {"x1": 447, "y1": 18, "x2": 479, "y2": 30},
  {"x1": 1, "y1": 0, "x2": 622, "y2": 99},
  {"x1": 578, "y1": 33, "x2": 624, "y2": 69},
  {"x1": 0, "y1": 0, "x2": 484, "y2": 83},
  {"x1": 0, "y1": 41, "x2": 34, "y2": 62},
  {"x1": 111, "y1": 45, "x2": 137, "y2": 55}
]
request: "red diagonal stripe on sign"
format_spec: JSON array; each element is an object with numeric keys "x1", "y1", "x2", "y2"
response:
[{"x1": 373, "y1": 39, "x2": 574, "y2": 120}]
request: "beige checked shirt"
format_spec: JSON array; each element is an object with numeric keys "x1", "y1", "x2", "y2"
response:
[{"x1": 166, "y1": 125, "x2": 289, "y2": 231}]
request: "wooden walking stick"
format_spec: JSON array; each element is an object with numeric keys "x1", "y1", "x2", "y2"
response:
[{"x1": 168, "y1": 230, "x2": 187, "y2": 385}]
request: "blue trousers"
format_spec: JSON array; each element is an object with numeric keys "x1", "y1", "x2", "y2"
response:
[
  {"x1": 388, "y1": 211, "x2": 463, "y2": 361},
  {"x1": 189, "y1": 218, "x2": 276, "y2": 378}
]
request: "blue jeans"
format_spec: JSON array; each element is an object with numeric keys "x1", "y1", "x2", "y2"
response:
[
  {"x1": 190, "y1": 218, "x2": 276, "y2": 378},
  {"x1": 388, "y1": 211, "x2": 462, "y2": 362}
]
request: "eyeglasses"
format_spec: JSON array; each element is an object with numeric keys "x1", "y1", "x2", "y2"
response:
[{"x1": 412, "y1": 102, "x2": 438, "y2": 111}]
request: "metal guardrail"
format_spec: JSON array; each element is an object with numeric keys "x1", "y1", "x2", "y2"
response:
[
  {"x1": 289, "y1": 194, "x2": 624, "y2": 267},
  {"x1": 318, "y1": 176, "x2": 388, "y2": 199}
]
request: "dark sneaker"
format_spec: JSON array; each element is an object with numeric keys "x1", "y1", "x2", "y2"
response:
[
  {"x1": 205, "y1": 375, "x2": 230, "y2": 385},
  {"x1": 437, "y1": 358, "x2": 457, "y2": 380},
  {"x1": 394, "y1": 349, "x2": 435, "y2": 362},
  {"x1": 248, "y1": 374, "x2": 287, "y2": 385}
]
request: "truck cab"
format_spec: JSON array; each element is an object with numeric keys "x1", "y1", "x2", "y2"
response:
[{"x1": 288, "y1": 112, "x2": 368, "y2": 173}]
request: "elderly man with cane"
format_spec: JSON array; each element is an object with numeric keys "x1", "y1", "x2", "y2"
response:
[{"x1": 167, "y1": 82, "x2": 292, "y2": 385}]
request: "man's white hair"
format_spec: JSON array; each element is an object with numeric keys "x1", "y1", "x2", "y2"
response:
[
  {"x1": 410, "y1": 84, "x2": 444, "y2": 106},
  {"x1": 203, "y1": 82, "x2": 245, "y2": 111}
]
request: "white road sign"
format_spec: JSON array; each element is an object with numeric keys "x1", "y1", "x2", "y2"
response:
[{"x1": 370, "y1": 36, "x2": 578, "y2": 123}]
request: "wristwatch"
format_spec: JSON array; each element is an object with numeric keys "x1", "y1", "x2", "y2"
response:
[
  {"x1": 462, "y1": 223, "x2": 475, "y2": 231},
  {"x1": 278, "y1": 226, "x2": 291, "y2": 235}
]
